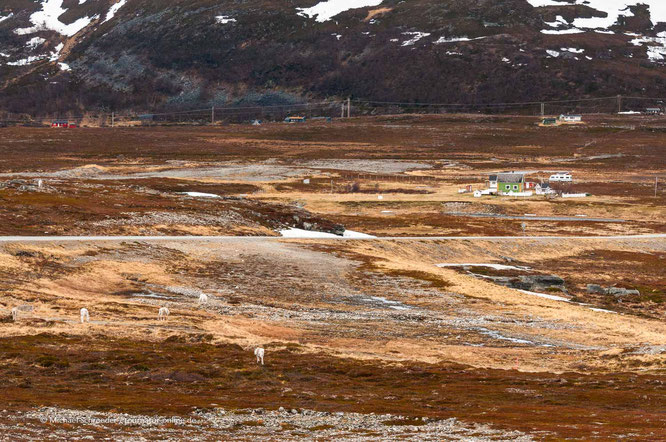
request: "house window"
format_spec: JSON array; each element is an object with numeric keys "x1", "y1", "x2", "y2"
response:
[{"x1": 513, "y1": 185, "x2": 518, "y2": 190}]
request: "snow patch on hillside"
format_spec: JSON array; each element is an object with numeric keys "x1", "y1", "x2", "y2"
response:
[
  {"x1": 401, "y1": 32, "x2": 430, "y2": 46},
  {"x1": 7, "y1": 55, "x2": 46, "y2": 66},
  {"x1": 297, "y1": 0, "x2": 384, "y2": 23},
  {"x1": 215, "y1": 15, "x2": 237, "y2": 24},
  {"x1": 49, "y1": 42, "x2": 64, "y2": 61},
  {"x1": 435, "y1": 36, "x2": 486, "y2": 44},
  {"x1": 26, "y1": 37, "x2": 46, "y2": 49},
  {"x1": 528, "y1": 0, "x2": 666, "y2": 30},
  {"x1": 103, "y1": 0, "x2": 127, "y2": 23},
  {"x1": 630, "y1": 32, "x2": 666, "y2": 60},
  {"x1": 14, "y1": 0, "x2": 97, "y2": 37}
]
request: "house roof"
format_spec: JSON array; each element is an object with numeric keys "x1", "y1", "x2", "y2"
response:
[
  {"x1": 497, "y1": 173, "x2": 524, "y2": 183},
  {"x1": 488, "y1": 174, "x2": 497, "y2": 181}
]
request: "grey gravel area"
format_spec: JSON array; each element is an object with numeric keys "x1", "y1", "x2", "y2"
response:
[
  {"x1": 301, "y1": 159, "x2": 433, "y2": 174},
  {"x1": 87, "y1": 211, "x2": 251, "y2": 228},
  {"x1": 0, "y1": 407, "x2": 537, "y2": 441},
  {"x1": 0, "y1": 159, "x2": 436, "y2": 182}
]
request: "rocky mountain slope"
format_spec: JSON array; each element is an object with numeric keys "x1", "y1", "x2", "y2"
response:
[{"x1": 2, "y1": 0, "x2": 666, "y2": 114}]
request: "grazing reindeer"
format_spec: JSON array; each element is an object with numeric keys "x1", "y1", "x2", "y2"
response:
[
  {"x1": 12, "y1": 304, "x2": 34, "y2": 321},
  {"x1": 198, "y1": 293, "x2": 208, "y2": 304},
  {"x1": 254, "y1": 347, "x2": 265, "y2": 365},
  {"x1": 80, "y1": 308, "x2": 90, "y2": 323},
  {"x1": 158, "y1": 306, "x2": 170, "y2": 321}
]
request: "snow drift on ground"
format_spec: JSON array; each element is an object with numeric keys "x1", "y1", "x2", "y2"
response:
[
  {"x1": 104, "y1": 0, "x2": 128, "y2": 23},
  {"x1": 180, "y1": 192, "x2": 220, "y2": 198},
  {"x1": 279, "y1": 228, "x2": 376, "y2": 238},
  {"x1": 297, "y1": 0, "x2": 384, "y2": 23},
  {"x1": 436, "y1": 263, "x2": 531, "y2": 271},
  {"x1": 527, "y1": 0, "x2": 666, "y2": 30},
  {"x1": 15, "y1": 0, "x2": 96, "y2": 37}
]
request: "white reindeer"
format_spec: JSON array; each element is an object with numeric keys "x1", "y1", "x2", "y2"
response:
[
  {"x1": 158, "y1": 306, "x2": 170, "y2": 321},
  {"x1": 254, "y1": 347, "x2": 265, "y2": 365},
  {"x1": 80, "y1": 308, "x2": 90, "y2": 323},
  {"x1": 198, "y1": 293, "x2": 208, "y2": 304},
  {"x1": 11, "y1": 307, "x2": 19, "y2": 321}
]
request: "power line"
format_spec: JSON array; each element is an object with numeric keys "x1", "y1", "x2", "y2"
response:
[{"x1": 352, "y1": 96, "x2": 619, "y2": 107}]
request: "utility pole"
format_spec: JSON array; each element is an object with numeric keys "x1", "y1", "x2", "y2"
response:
[
  {"x1": 540, "y1": 102, "x2": 545, "y2": 117},
  {"x1": 341, "y1": 102, "x2": 345, "y2": 118},
  {"x1": 347, "y1": 97, "x2": 351, "y2": 118},
  {"x1": 111, "y1": 112, "x2": 114, "y2": 128},
  {"x1": 617, "y1": 95, "x2": 622, "y2": 114},
  {"x1": 211, "y1": 106, "x2": 215, "y2": 125}
]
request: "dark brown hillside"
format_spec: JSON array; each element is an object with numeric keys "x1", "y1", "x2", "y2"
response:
[{"x1": 2, "y1": 0, "x2": 666, "y2": 114}]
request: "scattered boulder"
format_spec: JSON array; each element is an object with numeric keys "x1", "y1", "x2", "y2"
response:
[
  {"x1": 606, "y1": 287, "x2": 640, "y2": 297},
  {"x1": 518, "y1": 275, "x2": 565, "y2": 291},
  {"x1": 586, "y1": 284, "x2": 606, "y2": 295},
  {"x1": 587, "y1": 284, "x2": 640, "y2": 297}
]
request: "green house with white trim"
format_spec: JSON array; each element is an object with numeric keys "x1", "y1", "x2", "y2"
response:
[{"x1": 497, "y1": 172, "x2": 525, "y2": 193}]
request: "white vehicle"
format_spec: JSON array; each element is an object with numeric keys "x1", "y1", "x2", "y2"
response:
[{"x1": 549, "y1": 172, "x2": 572, "y2": 182}]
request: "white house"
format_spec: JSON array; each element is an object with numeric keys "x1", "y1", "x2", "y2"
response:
[
  {"x1": 549, "y1": 172, "x2": 572, "y2": 182},
  {"x1": 488, "y1": 174, "x2": 498, "y2": 191},
  {"x1": 535, "y1": 182, "x2": 556, "y2": 195}
]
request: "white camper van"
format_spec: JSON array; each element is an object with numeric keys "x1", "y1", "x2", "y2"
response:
[{"x1": 549, "y1": 172, "x2": 572, "y2": 182}]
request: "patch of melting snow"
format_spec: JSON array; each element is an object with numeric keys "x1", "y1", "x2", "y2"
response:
[
  {"x1": 7, "y1": 55, "x2": 46, "y2": 66},
  {"x1": 436, "y1": 263, "x2": 531, "y2": 271},
  {"x1": 630, "y1": 32, "x2": 666, "y2": 61},
  {"x1": 435, "y1": 36, "x2": 486, "y2": 44},
  {"x1": 103, "y1": 0, "x2": 127, "y2": 23},
  {"x1": 15, "y1": 0, "x2": 97, "y2": 37},
  {"x1": 517, "y1": 289, "x2": 571, "y2": 302},
  {"x1": 561, "y1": 47, "x2": 584, "y2": 54},
  {"x1": 297, "y1": 0, "x2": 383, "y2": 23},
  {"x1": 589, "y1": 307, "x2": 618, "y2": 314},
  {"x1": 215, "y1": 15, "x2": 237, "y2": 24},
  {"x1": 530, "y1": 0, "x2": 666, "y2": 40},
  {"x1": 343, "y1": 230, "x2": 376, "y2": 238},
  {"x1": 544, "y1": 15, "x2": 567, "y2": 28},
  {"x1": 401, "y1": 31, "x2": 431, "y2": 46},
  {"x1": 541, "y1": 28, "x2": 584, "y2": 35},
  {"x1": 49, "y1": 42, "x2": 63, "y2": 61},
  {"x1": 180, "y1": 192, "x2": 220, "y2": 198},
  {"x1": 26, "y1": 37, "x2": 46, "y2": 49},
  {"x1": 279, "y1": 228, "x2": 375, "y2": 239},
  {"x1": 280, "y1": 228, "x2": 340, "y2": 239}
]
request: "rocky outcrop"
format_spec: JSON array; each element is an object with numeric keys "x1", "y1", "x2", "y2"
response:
[
  {"x1": 475, "y1": 274, "x2": 567, "y2": 294},
  {"x1": 587, "y1": 284, "x2": 640, "y2": 297}
]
